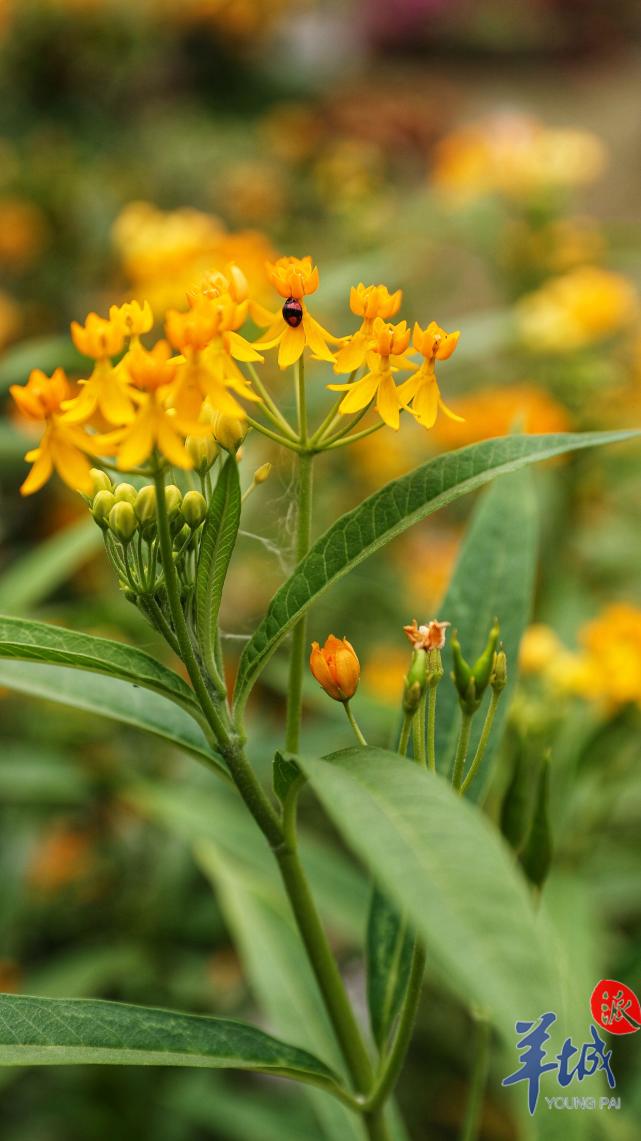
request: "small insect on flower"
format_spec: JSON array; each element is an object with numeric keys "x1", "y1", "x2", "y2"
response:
[{"x1": 282, "y1": 297, "x2": 304, "y2": 328}]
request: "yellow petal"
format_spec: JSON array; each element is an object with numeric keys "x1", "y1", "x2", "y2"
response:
[
  {"x1": 61, "y1": 384, "x2": 98, "y2": 425},
  {"x1": 116, "y1": 408, "x2": 156, "y2": 470},
  {"x1": 20, "y1": 446, "x2": 53, "y2": 495},
  {"x1": 335, "y1": 372, "x2": 379, "y2": 415},
  {"x1": 278, "y1": 324, "x2": 306, "y2": 368},
  {"x1": 411, "y1": 377, "x2": 439, "y2": 429},
  {"x1": 49, "y1": 436, "x2": 94, "y2": 494},
  {"x1": 303, "y1": 315, "x2": 335, "y2": 362},
  {"x1": 376, "y1": 371, "x2": 401, "y2": 429},
  {"x1": 333, "y1": 335, "x2": 367, "y2": 374},
  {"x1": 99, "y1": 374, "x2": 134, "y2": 425},
  {"x1": 157, "y1": 417, "x2": 193, "y2": 469},
  {"x1": 226, "y1": 331, "x2": 264, "y2": 363},
  {"x1": 438, "y1": 396, "x2": 465, "y2": 423}
]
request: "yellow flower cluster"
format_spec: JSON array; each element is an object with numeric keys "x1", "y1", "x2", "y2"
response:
[
  {"x1": 520, "y1": 605, "x2": 641, "y2": 712},
  {"x1": 11, "y1": 255, "x2": 464, "y2": 495},
  {"x1": 517, "y1": 266, "x2": 638, "y2": 353},
  {"x1": 432, "y1": 116, "x2": 606, "y2": 202},
  {"x1": 330, "y1": 283, "x2": 462, "y2": 430}
]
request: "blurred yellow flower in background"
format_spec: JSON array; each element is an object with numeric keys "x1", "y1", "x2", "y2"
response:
[
  {"x1": 517, "y1": 266, "x2": 638, "y2": 352},
  {"x1": 430, "y1": 383, "x2": 570, "y2": 450},
  {"x1": 111, "y1": 202, "x2": 275, "y2": 314},
  {"x1": 432, "y1": 116, "x2": 606, "y2": 202},
  {"x1": 520, "y1": 606, "x2": 641, "y2": 713}
]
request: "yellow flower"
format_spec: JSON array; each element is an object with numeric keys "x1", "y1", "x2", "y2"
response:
[
  {"x1": 97, "y1": 342, "x2": 208, "y2": 471},
  {"x1": 517, "y1": 266, "x2": 638, "y2": 353},
  {"x1": 71, "y1": 312, "x2": 125, "y2": 360},
  {"x1": 396, "y1": 322, "x2": 462, "y2": 430},
  {"x1": 328, "y1": 318, "x2": 412, "y2": 429},
  {"x1": 10, "y1": 368, "x2": 97, "y2": 495},
  {"x1": 64, "y1": 311, "x2": 135, "y2": 427},
  {"x1": 334, "y1": 282, "x2": 403, "y2": 373},
  {"x1": 432, "y1": 116, "x2": 606, "y2": 202},
  {"x1": 166, "y1": 298, "x2": 261, "y2": 422},
  {"x1": 108, "y1": 299, "x2": 153, "y2": 338},
  {"x1": 257, "y1": 255, "x2": 337, "y2": 368},
  {"x1": 573, "y1": 603, "x2": 641, "y2": 710}
]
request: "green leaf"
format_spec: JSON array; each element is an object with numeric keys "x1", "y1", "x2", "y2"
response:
[
  {"x1": 195, "y1": 841, "x2": 366, "y2": 1141},
  {"x1": 0, "y1": 660, "x2": 226, "y2": 774},
  {"x1": 0, "y1": 993, "x2": 343, "y2": 1098},
  {"x1": 0, "y1": 518, "x2": 102, "y2": 614},
  {"x1": 233, "y1": 431, "x2": 636, "y2": 715},
  {"x1": 196, "y1": 458, "x2": 241, "y2": 674},
  {"x1": 434, "y1": 467, "x2": 538, "y2": 794},
  {"x1": 300, "y1": 748, "x2": 560, "y2": 1042},
  {"x1": 0, "y1": 614, "x2": 201, "y2": 718},
  {"x1": 273, "y1": 751, "x2": 303, "y2": 805},
  {"x1": 366, "y1": 887, "x2": 413, "y2": 1052}
]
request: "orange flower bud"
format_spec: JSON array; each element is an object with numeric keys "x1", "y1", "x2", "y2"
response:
[{"x1": 309, "y1": 635, "x2": 360, "y2": 702}]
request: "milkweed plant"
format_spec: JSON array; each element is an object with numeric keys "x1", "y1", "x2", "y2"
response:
[{"x1": 1, "y1": 256, "x2": 635, "y2": 1140}]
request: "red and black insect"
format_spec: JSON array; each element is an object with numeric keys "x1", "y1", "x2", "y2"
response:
[{"x1": 282, "y1": 297, "x2": 303, "y2": 327}]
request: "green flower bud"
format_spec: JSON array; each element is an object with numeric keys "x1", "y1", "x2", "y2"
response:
[
  {"x1": 109, "y1": 501, "x2": 138, "y2": 543},
  {"x1": 402, "y1": 648, "x2": 431, "y2": 714},
  {"x1": 173, "y1": 523, "x2": 191, "y2": 549},
  {"x1": 135, "y1": 485, "x2": 157, "y2": 524},
  {"x1": 491, "y1": 648, "x2": 508, "y2": 694},
  {"x1": 164, "y1": 484, "x2": 183, "y2": 519},
  {"x1": 451, "y1": 632, "x2": 477, "y2": 712},
  {"x1": 214, "y1": 412, "x2": 247, "y2": 453},
  {"x1": 471, "y1": 620, "x2": 500, "y2": 694},
  {"x1": 114, "y1": 482, "x2": 137, "y2": 506},
  {"x1": 92, "y1": 490, "x2": 116, "y2": 529},
  {"x1": 181, "y1": 490, "x2": 207, "y2": 529},
  {"x1": 185, "y1": 432, "x2": 218, "y2": 474},
  {"x1": 89, "y1": 468, "x2": 112, "y2": 498},
  {"x1": 254, "y1": 462, "x2": 271, "y2": 485}
]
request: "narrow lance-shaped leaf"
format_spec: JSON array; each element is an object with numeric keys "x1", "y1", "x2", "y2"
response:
[
  {"x1": 0, "y1": 660, "x2": 227, "y2": 776},
  {"x1": 300, "y1": 749, "x2": 561, "y2": 1043},
  {"x1": 434, "y1": 467, "x2": 538, "y2": 795},
  {"x1": 233, "y1": 431, "x2": 636, "y2": 715},
  {"x1": 0, "y1": 615, "x2": 201, "y2": 718},
  {"x1": 196, "y1": 457, "x2": 241, "y2": 676},
  {"x1": 0, "y1": 993, "x2": 345, "y2": 1102},
  {"x1": 366, "y1": 886, "x2": 414, "y2": 1052}
]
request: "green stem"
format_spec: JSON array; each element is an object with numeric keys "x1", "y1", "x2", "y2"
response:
[
  {"x1": 324, "y1": 420, "x2": 386, "y2": 451},
  {"x1": 460, "y1": 691, "x2": 500, "y2": 796},
  {"x1": 310, "y1": 369, "x2": 359, "y2": 445},
  {"x1": 365, "y1": 941, "x2": 426, "y2": 1113},
  {"x1": 275, "y1": 784, "x2": 374, "y2": 1097},
  {"x1": 426, "y1": 684, "x2": 438, "y2": 772},
  {"x1": 245, "y1": 414, "x2": 302, "y2": 452},
  {"x1": 398, "y1": 712, "x2": 414, "y2": 757},
  {"x1": 285, "y1": 359, "x2": 313, "y2": 754},
  {"x1": 245, "y1": 361, "x2": 299, "y2": 440},
  {"x1": 459, "y1": 1016, "x2": 490, "y2": 1141},
  {"x1": 154, "y1": 463, "x2": 282, "y2": 844},
  {"x1": 344, "y1": 700, "x2": 368, "y2": 747},
  {"x1": 412, "y1": 699, "x2": 426, "y2": 767},
  {"x1": 452, "y1": 710, "x2": 473, "y2": 790},
  {"x1": 322, "y1": 398, "x2": 374, "y2": 446}
]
